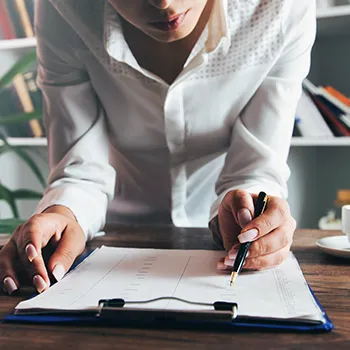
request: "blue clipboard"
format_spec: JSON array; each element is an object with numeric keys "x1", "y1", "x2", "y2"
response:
[{"x1": 2, "y1": 252, "x2": 334, "y2": 333}]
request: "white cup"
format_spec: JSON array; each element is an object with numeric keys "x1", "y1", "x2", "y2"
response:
[{"x1": 341, "y1": 205, "x2": 350, "y2": 243}]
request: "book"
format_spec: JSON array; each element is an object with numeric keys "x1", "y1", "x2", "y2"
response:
[
  {"x1": 5, "y1": 0, "x2": 25, "y2": 38},
  {"x1": 295, "y1": 90, "x2": 334, "y2": 137},
  {"x1": 7, "y1": 247, "x2": 333, "y2": 332},
  {"x1": 0, "y1": 70, "x2": 43, "y2": 137},
  {"x1": 303, "y1": 79, "x2": 350, "y2": 115},
  {"x1": 0, "y1": 83, "x2": 33, "y2": 137},
  {"x1": 0, "y1": 1, "x2": 17, "y2": 39},
  {"x1": 324, "y1": 86, "x2": 350, "y2": 107},
  {"x1": 3, "y1": 0, "x2": 42, "y2": 137},
  {"x1": 25, "y1": 0, "x2": 35, "y2": 30},
  {"x1": 23, "y1": 70, "x2": 45, "y2": 136},
  {"x1": 14, "y1": 0, "x2": 34, "y2": 37},
  {"x1": 12, "y1": 74, "x2": 43, "y2": 137},
  {"x1": 311, "y1": 95, "x2": 350, "y2": 137},
  {"x1": 292, "y1": 117, "x2": 302, "y2": 137},
  {"x1": 316, "y1": 96, "x2": 350, "y2": 133}
]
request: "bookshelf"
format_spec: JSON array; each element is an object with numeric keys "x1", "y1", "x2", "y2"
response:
[
  {"x1": 0, "y1": 37, "x2": 36, "y2": 50},
  {"x1": 0, "y1": 137, "x2": 47, "y2": 147},
  {"x1": 2, "y1": 137, "x2": 350, "y2": 148},
  {"x1": 291, "y1": 138, "x2": 350, "y2": 146},
  {"x1": 317, "y1": 4, "x2": 350, "y2": 18},
  {"x1": 0, "y1": 3, "x2": 349, "y2": 228}
]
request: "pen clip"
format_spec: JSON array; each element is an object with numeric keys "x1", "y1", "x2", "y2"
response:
[{"x1": 254, "y1": 191, "x2": 268, "y2": 218}]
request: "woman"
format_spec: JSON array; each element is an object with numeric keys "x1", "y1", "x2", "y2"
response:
[{"x1": 0, "y1": 0, "x2": 315, "y2": 295}]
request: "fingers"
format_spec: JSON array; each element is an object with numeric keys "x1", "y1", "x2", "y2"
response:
[
  {"x1": 48, "y1": 225, "x2": 86, "y2": 282},
  {"x1": 16, "y1": 214, "x2": 63, "y2": 257},
  {"x1": 237, "y1": 196, "x2": 295, "y2": 244},
  {"x1": 221, "y1": 190, "x2": 255, "y2": 228},
  {"x1": 219, "y1": 224, "x2": 294, "y2": 272},
  {"x1": 217, "y1": 245, "x2": 291, "y2": 272},
  {"x1": 218, "y1": 190, "x2": 255, "y2": 251},
  {"x1": 0, "y1": 240, "x2": 20, "y2": 295},
  {"x1": 0, "y1": 211, "x2": 86, "y2": 295},
  {"x1": 230, "y1": 224, "x2": 294, "y2": 259},
  {"x1": 14, "y1": 215, "x2": 66, "y2": 293},
  {"x1": 242, "y1": 244, "x2": 291, "y2": 270},
  {"x1": 215, "y1": 190, "x2": 296, "y2": 272}
]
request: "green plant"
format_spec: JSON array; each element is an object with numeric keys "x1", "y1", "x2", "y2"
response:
[{"x1": 0, "y1": 50, "x2": 45, "y2": 233}]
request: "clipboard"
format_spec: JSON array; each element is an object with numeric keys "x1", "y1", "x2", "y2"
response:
[{"x1": 2, "y1": 251, "x2": 334, "y2": 332}]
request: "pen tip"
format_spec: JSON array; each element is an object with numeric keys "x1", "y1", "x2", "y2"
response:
[{"x1": 230, "y1": 272, "x2": 238, "y2": 287}]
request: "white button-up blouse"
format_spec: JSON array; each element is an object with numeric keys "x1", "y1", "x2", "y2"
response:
[{"x1": 33, "y1": 0, "x2": 316, "y2": 239}]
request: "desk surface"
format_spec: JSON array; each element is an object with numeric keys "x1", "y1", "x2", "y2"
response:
[{"x1": 1, "y1": 227, "x2": 350, "y2": 350}]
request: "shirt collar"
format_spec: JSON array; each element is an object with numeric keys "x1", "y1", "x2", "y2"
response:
[
  {"x1": 103, "y1": 3, "x2": 141, "y2": 70},
  {"x1": 206, "y1": 0, "x2": 231, "y2": 54},
  {"x1": 104, "y1": 0, "x2": 231, "y2": 65}
]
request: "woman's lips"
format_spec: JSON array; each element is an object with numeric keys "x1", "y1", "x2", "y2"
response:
[{"x1": 149, "y1": 12, "x2": 187, "y2": 32}]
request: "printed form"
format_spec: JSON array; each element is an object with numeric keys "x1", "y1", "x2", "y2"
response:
[{"x1": 15, "y1": 247, "x2": 323, "y2": 321}]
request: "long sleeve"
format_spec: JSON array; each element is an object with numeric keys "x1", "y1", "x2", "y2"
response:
[
  {"x1": 33, "y1": 1, "x2": 116, "y2": 240},
  {"x1": 210, "y1": 1, "x2": 316, "y2": 220}
]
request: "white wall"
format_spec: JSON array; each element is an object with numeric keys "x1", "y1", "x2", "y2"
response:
[{"x1": 288, "y1": 147, "x2": 350, "y2": 228}]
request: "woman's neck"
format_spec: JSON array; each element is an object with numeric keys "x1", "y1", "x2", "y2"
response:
[{"x1": 120, "y1": 0, "x2": 214, "y2": 84}]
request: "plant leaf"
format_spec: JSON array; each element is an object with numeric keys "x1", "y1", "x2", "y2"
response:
[
  {"x1": 0, "y1": 50, "x2": 37, "y2": 88},
  {"x1": 0, "y1": 218, "x2": 25, "y2": 233},
  {"x1": 0, "y1": 135, "x2": 46, "y2": 188},
  {"x1": 0, "y1": 183, "x2": 19, "y2": 218},
  {"x1": 0, "y1": 110, "x2": 42, "y2": 125},
  {"x1": 12, "y1": 189, "x2": 43, "y2": 199}
]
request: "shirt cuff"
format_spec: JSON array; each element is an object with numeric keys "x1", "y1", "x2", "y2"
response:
[{"x1": 33, "y1": 185, "x2": 108, "y2": 241}]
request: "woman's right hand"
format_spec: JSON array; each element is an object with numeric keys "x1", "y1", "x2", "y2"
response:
[{"x1": 0, "y1": 205, "x2": 86, "y2": 295}]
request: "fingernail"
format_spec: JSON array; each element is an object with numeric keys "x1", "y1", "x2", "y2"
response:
[
  {"x1": 238, "y1": 208, "x2": 252, "y2": 228},
  {"x1": 238, "y1": 229, "x2": 258, "y2": 243},
  {"x1": 229, "y1": 249, "x2": 238, "y2": 259},
  {"x1": 33, "y1": 275, "x2": 47, "y2": 293},
  {"x1": 52, "y1": 264, "x2": 65, "y2": 282},
  {"x1": 217, "y1": 262, "x2": 228, "y2": 270},
  {"x1": 3, "y1": 277, "x2": 18, "y2": 295},
  {"x1": 224, "y1": 257, "x2": 234, "y2": 266},
  {"x1": 25, "y1": 244, "x2": 38, "y2": 262}
]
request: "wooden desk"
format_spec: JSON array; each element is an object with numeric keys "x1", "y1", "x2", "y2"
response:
[{"x1": 1, "y1": 227, "x2": 350, "y2": 350}]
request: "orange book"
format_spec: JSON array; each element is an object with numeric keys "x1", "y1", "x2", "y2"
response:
[{"x1": 324, "y1": 86, "x2": 350, "y2": 107}]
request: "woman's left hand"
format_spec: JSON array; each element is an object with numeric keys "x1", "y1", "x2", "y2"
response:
[{"x1": 214, "y1": 189, "x2": 296, "y2": 271}]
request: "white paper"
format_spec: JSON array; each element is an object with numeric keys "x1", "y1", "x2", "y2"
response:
[{"x1": 15, "y1": 247, "x2": 323, "y2": 321}]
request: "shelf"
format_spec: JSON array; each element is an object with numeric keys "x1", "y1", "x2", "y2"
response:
[
  {"x1": 0, "y1": 37, "x2": 36, "y2": 50},
  {"x1": 291, "y1": 137, "x2": 350, "y2": 146},
  {"x1": 1, "y1": 137, "x2": 350, "y2": 147},
  {"x1": 316, "y1": 5, "x2": 350, "y2": 19},
  {"x1": 316, "y1": 5, "x2": 350, "y2": 38},
  {"x1": 1, "y1": 138, "x2": 47, "y2": 147}
]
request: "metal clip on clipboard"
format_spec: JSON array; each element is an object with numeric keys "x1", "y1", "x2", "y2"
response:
[{"x1": 98, "y1": 297, "x2": 238, "y2": 325}]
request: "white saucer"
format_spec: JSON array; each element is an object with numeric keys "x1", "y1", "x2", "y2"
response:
[{"x1": 316, "y1": 236, "x2": 350, "y2": 259}]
